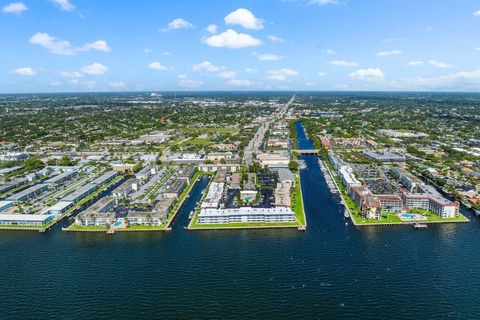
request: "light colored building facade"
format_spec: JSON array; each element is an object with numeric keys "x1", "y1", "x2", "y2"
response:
[{"x1": 197, "y1": 207, "x2": 296, "y2": 224}]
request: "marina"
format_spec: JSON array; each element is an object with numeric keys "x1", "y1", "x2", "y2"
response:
[{"x1": 318, "y1": 159, "x2": 339, "y2": 195}]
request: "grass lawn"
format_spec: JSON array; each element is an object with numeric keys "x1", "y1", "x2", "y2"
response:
[
  {"x1": 411, "y1": 209, "x2": 469, "y2": 222},
  {"x1": 187, "y1": 138, "x2": 213, "y2": 146},
  {"x1": 68, "y1": 225, "x2": 107, "y2": 231},
  {"x1": 292, "y1": 174, "x2": 306, "y2": 226},
  {"x1": 182, "y1": 127, "x2": 238, "y2": 134}
]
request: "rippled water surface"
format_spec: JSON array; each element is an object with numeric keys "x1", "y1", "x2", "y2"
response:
[{"x1": 0, "y1": 123, "x2": 479, "y2": 319}]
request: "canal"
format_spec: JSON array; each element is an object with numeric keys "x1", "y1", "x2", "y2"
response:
[{"x1": 0, "y1": 123, "x2": 479, "y2": 319}]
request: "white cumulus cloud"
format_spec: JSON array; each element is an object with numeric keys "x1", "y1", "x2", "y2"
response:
[
  {"x1": 224, "y1": 8, "x2": 263, "y2": 30},
  {"x1": 203, "y1": 29, "x2": 261, "y2": 49},
  {"x1": 376, "y1": 49, "x2": 402, "y2": 56},
  {"x1": 309, "y1": 0, "x2": 339, "y2": 5},
  {"x1": 50, "y1": 0, "x2": 75, "y2": 11},
  {"x1": 82, "y1": 40, "x2": 111, "y2": 53},
  {"x1": 217, "y1": 71, "x2": 237, "y2": 79},
  {"x1": 245, "y1": 68, "x2": 257, "y2": 73},
  {"x1": 11, "y1": 67, "x2": 36, "y2": 76},
  {"x1": 317, "y1": 72, "x2": 327, "y2": 76},
  {"x1": 428, "y1": 60, "x2": 452, "y2": 68},
  {"x1": 226, "y1": 79, "x2": 254, "y2": 87},
  {"x1": 268, "y1": 35, "x2": 285, "y2": 43},
  {"x1": 400, "y1": 70, "x2": 480, "y2": 90},
  {"x1": 193, "y1": 61, "x2": 222, "y2": 72},
  {"x1": 148, "y1": 61, "x2": 173, "y2": 71},
  {"x1": 350, "y1": 68, "x2": 384, "y2": 79},
  {"x1": 81, "y1": 63, "x2": 108, "y2": 75},
  {"x1": 257, "y1": 54, "x2": 283, "y2": 61},
  {"x1": 266, "y1": 68, "x2": 298, "y2": 81},
  {"x1": 59, "y1": 71, "x2": 84, "y2": 78},
  {"x1": 206, "y1": 24, "x2": 218, "y2": 34},
  {"x1": 160, "y1": 18, "x2": 194, "y2": 32},
  {"x1": 329, "y1": 60, "x2": 358, "y2": 67},
  {"x1": 3, "y1": 2, "x2": 27, "y2": 14},
  {"x1": 30, "y1": 33, "x2": 111, "y2": 55},
  {"x1": 473, "y1": 10, "x2": 480, "y2": 17},
  {"x1": 321, "y1": 49, "x2": 336, "y2": 55},
  {"x1": 407, "y1": 60, "x2": 424, "y2": 66}
]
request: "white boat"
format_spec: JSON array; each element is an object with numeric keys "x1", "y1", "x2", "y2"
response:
[
  {"x1": 344, "y1": 209, "x2": 350, "y2": 219},
  {"x1": 414, "y1": 223, "x2": 427, "y2": 229}
]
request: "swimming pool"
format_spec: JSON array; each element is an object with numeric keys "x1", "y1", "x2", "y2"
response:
[
  {"x1": 114, "y1": 221, "x2": 122, "y2": 227},
  {"x1": 400, "y1": 213, "x2": 416, "y2": 220}
]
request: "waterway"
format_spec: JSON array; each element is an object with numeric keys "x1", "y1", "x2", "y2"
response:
[{"x1": 0, "y1": 124, "x2": 479, "y2": 319}]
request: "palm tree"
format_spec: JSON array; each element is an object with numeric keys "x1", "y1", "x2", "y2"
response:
[{"x1": 146, "y1": 212, "x2": 152, "y2": 226}]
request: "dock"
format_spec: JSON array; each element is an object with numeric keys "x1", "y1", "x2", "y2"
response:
[{"x1": 318, "y1": 159, "x2": 339, "y2": 195}]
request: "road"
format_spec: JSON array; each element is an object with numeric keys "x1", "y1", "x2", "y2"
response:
[{"x1": 243, "y1": 94, "x2": 295, "y2": 166}]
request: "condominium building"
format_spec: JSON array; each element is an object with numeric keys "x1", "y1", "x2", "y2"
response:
[
  {"x1": 376, "y1": 195, "x2": 403, "y2": 213},
  {"x1": 339, "y1": 166, "x2": 362, "y2": 192},
  {"x1": 164, "y1": 179, "x2": 187, "y2": 199},
  {"x1": 363, "y1": 151, "x2": 406, "y2": 162},
  {"x1": 274, "y1": 181, "x2": 292, "y2": 207},
  {"x1": 350, "y1": 186, "x2": 382, "y2": 220},
  {"x1": 390, "y1": 167, "x2": 419, "y2": 191},
  {"x1": 0, "y1": 214, "x2": 54, "y2": 226},
  {"x1": 401, "y1": 185, "x2": 459, "y2": 218},
  {"x1": 197, "y1": 207, "x2": 296, "y2": 224},
  {"x1": 201, "y1": 182, "x2": 224, "y2": 209},
  {"x1": 75, "y1": 197, "x2": 115, "y2": 226}
]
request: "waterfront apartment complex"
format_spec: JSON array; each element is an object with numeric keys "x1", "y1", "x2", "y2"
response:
[
  {"x1": 197, "y1": 207, "x2": 296, "y2": 224},
  {"x1": 329, "y1": 151, "x2": 460, "y2": 219}
]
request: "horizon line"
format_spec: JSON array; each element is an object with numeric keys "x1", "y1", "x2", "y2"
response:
[{"x1": 2, "y1": 90, "x2": 480, "y2": 95}]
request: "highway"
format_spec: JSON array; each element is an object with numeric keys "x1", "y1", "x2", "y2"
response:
[{"x1": 243, "y1": 94, "x2": 295, "y2": 166}]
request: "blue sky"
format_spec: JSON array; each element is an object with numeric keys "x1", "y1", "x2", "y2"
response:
[{"x1": 1, "y1": 0, "x2": 480, "y2": 92}]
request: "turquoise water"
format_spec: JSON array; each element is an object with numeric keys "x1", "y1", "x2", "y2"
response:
[
  {"x1": 113, "y1": 221, "x2": 122, "y2": 227},
  {"x1": 0, "y1": 122, "x2": 478, "y2": 319},
  {"x1": 401, "y1": 213, "x2": 416, "y2": 219}
]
